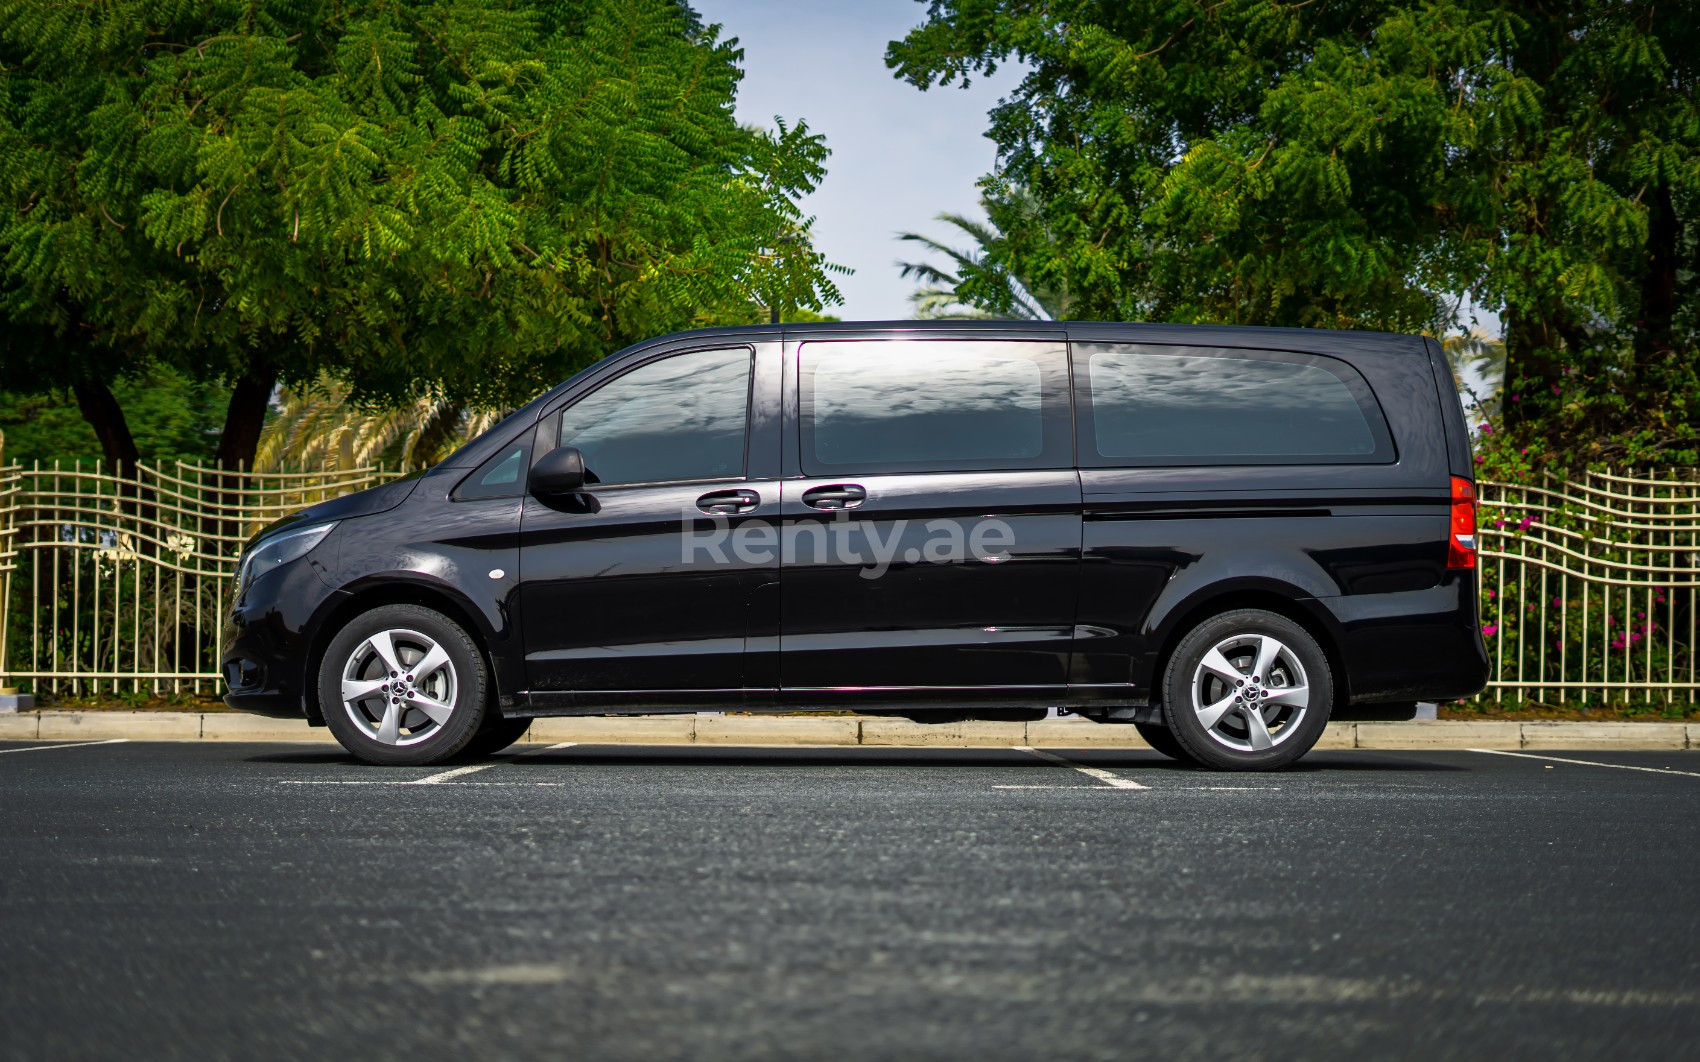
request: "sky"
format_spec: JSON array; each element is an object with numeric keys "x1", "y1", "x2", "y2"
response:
[{"x1": 691, "y1": 0, "x2": 1026, "y2": 322}]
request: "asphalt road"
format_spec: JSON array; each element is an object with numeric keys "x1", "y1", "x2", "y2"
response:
[{"x1": 2, "y1": 740, "x2": 1698, "y2": 1061}]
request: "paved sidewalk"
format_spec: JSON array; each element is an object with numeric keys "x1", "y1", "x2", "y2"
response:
[{"x1": 1, "y1": 711, "x2": 1695, "y2": 750}]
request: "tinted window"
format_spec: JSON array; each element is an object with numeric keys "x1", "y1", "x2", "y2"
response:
[
  {"x1": 1080, "y1": 345, "x2": 1391, "y2": 465},
  {"x1": 557, "y1": 346, "x2": 751, "y2": 486},
  {"x1": 800, "y1": 340, "x2": 1069, "y2": 474},
  {"x1": 456, "y1": 443, "x2": 529, "y2": 500}
]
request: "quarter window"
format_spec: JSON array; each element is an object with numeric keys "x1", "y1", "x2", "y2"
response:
[
  {"x1": 455, "y1": 443, "x2": 530, "y2": 500},
  {"x1": 799, "y1": 340, "x2": 1069, "y2": 475},
  {"x1": 1079, "y1": 344, "x2": 1392, "y2": 465},
  {"x1": 557, "y1": 346, "x2": 752, "y2": 486}
]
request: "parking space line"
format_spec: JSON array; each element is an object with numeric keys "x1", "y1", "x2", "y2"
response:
[
  {"x1": 1469, "y1": 748, "x2": 1700, "y2": 778},
  {"x1": 406, "y1": 741, "x2": 580, "y2": 785},
  {"x1": 0, "y1": 739, "x2": 129, "y2": 756},
  {"x1": 1013, "y1": 746, "x2": 1150, "y2": 790}
]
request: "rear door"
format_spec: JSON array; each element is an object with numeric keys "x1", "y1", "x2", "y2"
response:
[{"x1": 774, "y1": 335, "x2": 1081, "y2": 705}]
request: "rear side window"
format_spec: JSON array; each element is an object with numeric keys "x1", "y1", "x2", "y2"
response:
[
  {"x1": 1076, "y1": 344, "x2": 1394, "y2": 466},
  {"x1": 557, "y1": 346, "x2": 752, "y2": 486},
  {"x1": 799, "y1": 339, "x2": 1070, "y2": 475}
]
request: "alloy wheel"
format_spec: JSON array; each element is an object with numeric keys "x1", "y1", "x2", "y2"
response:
[
  {"x1": 1190, "y1": 633, "x2": 1310, "y2": 752},
  {"x1": 339, "y1": 628, "x2": 459, "y2": 746}
]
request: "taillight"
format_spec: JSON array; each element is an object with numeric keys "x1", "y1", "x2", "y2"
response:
[{"x1": 1448, "y1": 476, "x2": 1477, "y2": 569}]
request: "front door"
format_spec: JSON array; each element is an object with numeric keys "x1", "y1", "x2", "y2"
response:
[
  {"x1": 777, "y1": 337, "x2": 1081, "y2": 705},
  {"x1": 519, "y1": 343, "x2": 779, "y2": 707}
]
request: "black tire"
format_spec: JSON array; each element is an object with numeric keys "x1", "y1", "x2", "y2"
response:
[
  {"x1": 1161, "y1": 609, "x2": 1333, "y2": 772},
  {"x1": 459, "y1": 717, "x2": 533, "y2": 759},
  {"x1": 318, "y1": 603, "x2": 489, "y2": 766},
  {"x1": 1134, "y1": 721, "x2": 1198, "y2": 764}
]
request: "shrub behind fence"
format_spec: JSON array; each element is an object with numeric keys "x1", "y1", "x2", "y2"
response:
[
  {"x1": 1477, "y1": 469, "x2": 1698, "y2": 708},
  {"x1": 0, "y1": 453, "x2": 1695, "y2": 707}
]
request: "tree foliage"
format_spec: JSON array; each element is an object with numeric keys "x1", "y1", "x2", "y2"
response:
[
  {"x1": 1, "y1": 0, "x2": 842, "y2": 468},
  {"x1": 898, "y1": 186, "x2": 1070, "y2": 320},
  {"x1": 889, "y1": 0, "x2": 1699, "y2": 466}
]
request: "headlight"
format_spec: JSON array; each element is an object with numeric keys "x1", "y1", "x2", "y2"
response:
[{"x1": 236, "y1": 522, "x2": 337, "y2": 595}]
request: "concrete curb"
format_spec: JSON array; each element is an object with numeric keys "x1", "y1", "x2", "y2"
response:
[{"x1": 1, "y1": 712, "x2": 1697, "y2": 750}]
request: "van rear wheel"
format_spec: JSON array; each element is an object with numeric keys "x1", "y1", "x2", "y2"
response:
[
  {"x1": 1161, "y1": 609, "x2": 1332, "y2": 771},
  {"x1": 460, "y1": 717, "x2": 532, "y2": 759}
]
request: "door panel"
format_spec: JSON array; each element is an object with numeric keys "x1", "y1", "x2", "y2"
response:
[
  {"x1": 519, "y1": 480, "x2": 778, "y2": 693},
  {"x1": 778, "y1": 471, "x2": 1082, "y2": 694},
  {"x1": 777, "y1": 337, "x2": 1080, "y2": 699},
  {"x1": 518, "y1": 342, "x2": 780, "y2": 699}
]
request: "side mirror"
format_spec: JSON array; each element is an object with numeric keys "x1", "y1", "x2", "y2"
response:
[{"x1": 530, "y1": 446, "x2": 587, "y2": 495}]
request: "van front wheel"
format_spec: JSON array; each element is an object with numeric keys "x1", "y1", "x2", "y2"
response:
[
  {"x1": 1160, "y1": 609, "x2": 1333, "y2": 771},
  {"x1": 1133, "y1": 722, "x2": 1197, "y2": 764},
  {"x1": 318, "y1": 604, "x2": 488, "y2": 766}
]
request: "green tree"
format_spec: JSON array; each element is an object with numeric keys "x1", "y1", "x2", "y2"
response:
[
  {"x1": 1, "y1": 0, "x2": 842, "y2": 471},
  {"x1": 889, "y1": 1, "x2": 1699, "y2": 466},
  {"x1": 898, "y1": 186, "x2": 1070, "y2": 320},
  {"x1": 0, "y1": 368, "x2": 226, "y2": 468}
]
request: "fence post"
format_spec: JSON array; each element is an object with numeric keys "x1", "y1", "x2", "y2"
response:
[{"x1": 0, "y1": 428, "x2": 29, "y2": 711}]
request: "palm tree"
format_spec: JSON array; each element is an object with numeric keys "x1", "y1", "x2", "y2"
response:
[
  {"x1": 253, "y1": 380, "x2": 507, "y2": 473},
  {"x1": 897, "y1": 186, "x2": 1070, "y2": 321},
  {"x1": 1443, "y1": 328, "x2": 1507, "y2": 422}
]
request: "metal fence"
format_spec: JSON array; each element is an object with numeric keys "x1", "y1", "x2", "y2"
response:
[
  {"x1": 1476, "y1": 469, "x2": 1699, "y2": 706},
  {"x1": 0, "y1": 456, "x2": 402, "y2": 697},
  {"x1": 0, "y1": 454, "x2": 1695, "y2": 705}
]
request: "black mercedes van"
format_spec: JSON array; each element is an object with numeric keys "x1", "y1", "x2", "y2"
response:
[{"x1": 223, "y1": 322, "x2": 1487, "y2": 770}]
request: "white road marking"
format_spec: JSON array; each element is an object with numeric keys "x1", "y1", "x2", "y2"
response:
[
  {"x1": 1013, "y1": 746, "x2": 1149, "y2": 790},
  {"x1": 282, "y1": 774, "x2": 567, "y2": 781},
  {"x1": 0, "y1": 739, "x2": 128, "y2": 755},
  {"x1": 1469, "y1": 748, "x2": 1700, "y2": 778},
  {"x1": 992, "y1": 784, "x2": 1118, "y2": 790},
  {"x1": 405, "y1": 741, "x2": 582, "y2": 785}
]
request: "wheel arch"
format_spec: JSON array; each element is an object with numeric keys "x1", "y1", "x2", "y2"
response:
[
  {"x1": 302, "y1": 578, "x2": 508, "y2": 726},
  {"x1": 1145, "y1": 587, "x2": 1349, "y2": 710}
]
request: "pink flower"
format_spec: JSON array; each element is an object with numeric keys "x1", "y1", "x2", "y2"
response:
[
  {"x1": 1482, "y1": 623, "x2": 1499, "y2": 636},
  {"x1": 1494, "y1": 519, "x2": 1506, "y2": 528},
  {"x1": 1637, "y1": 611, "x2": 1645, "y2": 619},
  {"x1": 1511, "y1": 394, "x2": 1520, "y2": 403},
  {"x1": 1474, "y1": 456, "x2": 1485, "y2": 465},
  {"x1": 1552, "y1": 598, "x2": 1563, "y2": 608},
  {"x1": 1485, "y1": 589, "x2": 1495, "y2": 599},
  {"x1": 1516, "y1": 516, "x2": 1534, "y2": 531},
  {"x1": 1611, "y1": 636, "x2": 1625, "y2": 650},
  {"x1": 1550, "y1": 384, "x2": 1561, "y2": 395},
  {"x1": 1480, "y1": 424, "x2": 1494, "y2": 436}
]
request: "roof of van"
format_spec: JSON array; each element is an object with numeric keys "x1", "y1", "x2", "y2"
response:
[{"x1": 634, "y1": 319, "x2": 1424, "y2": 358}]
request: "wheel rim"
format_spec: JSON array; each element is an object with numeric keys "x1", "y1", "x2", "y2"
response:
[
  {"x1": 1190, "y1": 633, "x2": 1310, "y2": 753},
  {"x1": 340, "y1": 628, "x2": 458, "y2": 747}
]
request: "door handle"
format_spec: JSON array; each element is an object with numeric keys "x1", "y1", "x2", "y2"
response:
[
  {"x1": 801, "y1": 484, "x2": 867, "y2": 510},
  {"x1": 696, "y1": 488, "x2": 760, "y2": 516}
]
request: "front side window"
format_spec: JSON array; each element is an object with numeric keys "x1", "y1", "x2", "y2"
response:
[
  {"x1": 557, "y1": 346, "x2": 752, "y2": 487},
  {"x1": 1078, "y1": 344, "x2": 1393, "y2": 466},
  {"x1": 799, "y1": 340, "x2": 1069, "y2": 475}
]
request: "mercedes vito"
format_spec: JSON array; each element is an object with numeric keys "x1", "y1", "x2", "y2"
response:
[{"x1": 223, "y1": 322, "x2": 1488, "y2": 770}]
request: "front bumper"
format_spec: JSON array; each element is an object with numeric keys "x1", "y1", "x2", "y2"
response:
[{"x1": 221, "y1": 562, "x2": 349, "y2": 719}]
